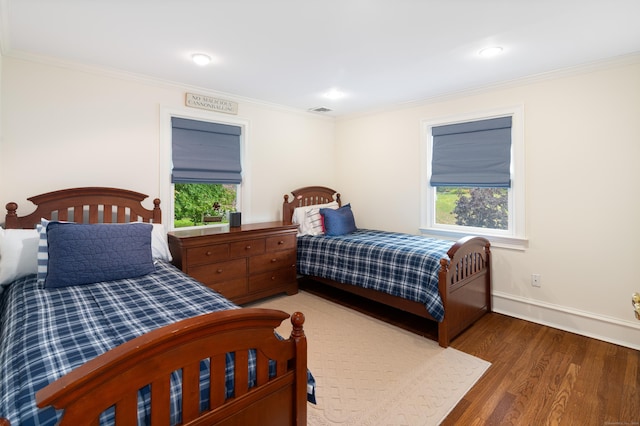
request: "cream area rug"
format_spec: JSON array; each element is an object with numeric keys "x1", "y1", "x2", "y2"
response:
[{"x1": 248, "y1": 291, "x2": 491, "y2": 426}]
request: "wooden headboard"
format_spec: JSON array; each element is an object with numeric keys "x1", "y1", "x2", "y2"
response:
[
  {"x1": 282, "y1": 186, "x2": 341, "y2": 224},
  {"x1": 4, "y1": 187, "x2": 162, "y2": 229}
]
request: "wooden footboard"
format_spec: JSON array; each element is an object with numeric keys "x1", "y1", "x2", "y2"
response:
[
  {"x1": 438, "y1": 236, "x2": 491, "y2": 347},
  {"x1": 35, "y1": 308, "x2": 308, "y2": 426}
]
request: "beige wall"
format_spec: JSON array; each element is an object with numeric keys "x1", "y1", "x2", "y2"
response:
[
  {"x1": 334, "y1": 57, "x2": 640, "y2": 348},
  {"x1": 0, "y1": 57, "x2": 336, "y2": 222}
]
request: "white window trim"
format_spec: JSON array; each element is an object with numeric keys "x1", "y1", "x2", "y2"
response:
[
  {"x1": 419, "y1": 105, "x2": 527, "y2": 250},
  {"x1": 159, "y1": 105, "x2": 251, "y2": 231}
]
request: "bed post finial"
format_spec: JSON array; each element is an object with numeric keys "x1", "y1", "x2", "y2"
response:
[
  {"x1": 290, "y1": 311, "x2": 305, "y2": 339},
  {"x1": 5, "y1": 202, "x2": 18, "y2": 229},
  {"x1": 336, "y1": 193, "x2": 341, "y2": 206},
  {"x1": 152, "y1": 198, "x2": 162, "y2": 224}
]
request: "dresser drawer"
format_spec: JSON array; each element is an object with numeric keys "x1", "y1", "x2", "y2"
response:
[
  {"x1": 249, "y1": 250, "x2": 296, "y2": 274},
  {"x1": 186, "y1": 244, "x2": 229, "y2": 267},
  {"x1": 204, "y1": 278, "x2": 248, "y2": 300},
  {"x1": 249, "y1": 267, "x2": 296, "y2": 293},
  {"x1": 230, "y1": 238, "x2": 265, "y2": 258},
  {"x1": 265, "y1": 234, "x2": 296, "y2": 252},
  {"x1": 189, "y1": 258, "x2": 246, "y2": 285}
]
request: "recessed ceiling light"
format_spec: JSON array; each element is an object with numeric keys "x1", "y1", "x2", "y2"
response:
[
  {"x1": 323, "y1": 88, "x2": 345, "y2": 100},
  {"x1": 478, "y1": 46, "x2": 504, "y2": 58},
  {"x1": 191, "y1": 53, "x2": 212, "y2": 66}
]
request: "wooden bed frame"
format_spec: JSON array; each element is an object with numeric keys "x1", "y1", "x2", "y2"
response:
[
  {"x1": 2, "y1": 187, "x2": 308, "y2": 426},
  {"x1": 283, "y1": 186, "x2": 491, "y2": 348}
]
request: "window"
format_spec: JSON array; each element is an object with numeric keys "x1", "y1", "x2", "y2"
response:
[
  {"x1": 420, "y1": 106, "x2": 526, "y2": 248},
  {"x1": 171, "y1": 118, "x2": 241, "y2": 228},
  {"x1": 173, "y1": 183, "x2": 237, "y2": 228},
  {"x1": 160, "y1": 107, "x2": 250, "y2": 231}
]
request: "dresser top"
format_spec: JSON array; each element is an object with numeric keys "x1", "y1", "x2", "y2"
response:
[{"x1": 168, "y1": 221, "x2": 297, "y2": 239}]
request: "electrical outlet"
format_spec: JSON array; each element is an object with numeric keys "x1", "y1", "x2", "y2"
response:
[{"x1": 531, "y1": 274, "x2": 541, "y2": 287}]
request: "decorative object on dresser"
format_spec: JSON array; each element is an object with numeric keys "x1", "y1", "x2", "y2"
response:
[
  {"x1": 169, "y1": 221, "x2": 299, "y2": 304},
  {"x1": 229, "y1": 211, "x2": 242, "y2": 227},
  {"x1": 283, "y1": 185, "x2": 492, "y2": 348},
  {"x1": 1, "y1": 187, "x2": 311, "y2": 426}
]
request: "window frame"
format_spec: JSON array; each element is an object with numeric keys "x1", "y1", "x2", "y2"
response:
[
  {"x1": 160, "y1": 106, "x2": 251, "y2": 231},
  {"x1": 419, "y1": 105, "x2": 527, "y2": 249}
]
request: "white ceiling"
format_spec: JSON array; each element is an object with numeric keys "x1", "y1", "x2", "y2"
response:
[{"x1": 2, "y1": 0, "x2": 640, "y2": 117}]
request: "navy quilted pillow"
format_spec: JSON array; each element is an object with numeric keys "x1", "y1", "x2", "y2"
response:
[
  {"x1": 44, "y1": 222, "x2": 155, "y2": 288},
  {"x1": 320, "y1": 204, "x2": 357, "y2": 236}
]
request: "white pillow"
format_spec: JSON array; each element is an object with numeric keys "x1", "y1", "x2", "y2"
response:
[
  {"x1": 305, "y1": 208, "x2": 325, "y2": 236},
  {"x1": 0, "y1": 227, "x2": 39, "y2": 286},
  {"x1": 151, "y1": 223, "x2": 173, "y2": 262},
  {"x1": 292, "y1": 201, "x2": 339, "y2": 236}
]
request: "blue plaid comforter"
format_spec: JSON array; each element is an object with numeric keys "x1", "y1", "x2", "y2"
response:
[
  {"x1": 297, "y1": 229, "x2": 453, "y2": 321},
  {"x1": 0, "y1": 260, "x2": 310, "y2": 425}
]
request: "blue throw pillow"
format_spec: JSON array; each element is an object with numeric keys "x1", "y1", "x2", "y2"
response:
[
  {"x1": 320, "y1": 204, "x2": 357, "y2": 236},
  {"x1": 44, "y1": 222, "x2": 155, "y2": 288}
]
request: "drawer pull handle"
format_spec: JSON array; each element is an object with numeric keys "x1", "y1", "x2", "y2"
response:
[
  {"x1": 216, "y1": 269, "x2": 223, "y2": 273},
  {"x1": 245, "y1": 245, "x2": 251, "y2": 250},
  {"x1": 206, "y1": 251, "x2": 213, "y2": 256},
  {"x1": 271, "y1": 276, "x2": 276, "y2": 280},
  {"x1": 271, "y1": 258, "x2": 277, "y2": 263},
  {"x1": 278, "y1": 240, "x2": 284, "y2": 245}
]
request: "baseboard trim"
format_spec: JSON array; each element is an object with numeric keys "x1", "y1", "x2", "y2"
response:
[{"x1": 492, "y1": 291, "x2": 640, "y2": 350}]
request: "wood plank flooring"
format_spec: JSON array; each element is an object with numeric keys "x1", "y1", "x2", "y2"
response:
[
  {"x1": 445, "y1": 312, "x2": 639, "y2": 426},
  {"x1": 299, "y1": 279, "x2": 640, "y2": 426}
]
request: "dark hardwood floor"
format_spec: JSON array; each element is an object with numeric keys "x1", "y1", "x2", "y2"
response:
[
  {"x1": 300, "y1": 279, "x2": 640, "y2": 426},
  {"x1": 445, "y1": 312, "x2": 639, "y2": 425}
]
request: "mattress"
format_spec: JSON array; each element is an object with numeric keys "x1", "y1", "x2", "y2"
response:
[{"x1": 297, "y1": 229, "x2": 452, "y2": 321}]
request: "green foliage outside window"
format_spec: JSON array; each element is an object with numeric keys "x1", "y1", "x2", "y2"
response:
[
  {"x1": 174, "y1": 183, "x2": 237, "y2": 228},
  {"x1": 436, "y1": 187, "x2": 508, "y2": 230}
]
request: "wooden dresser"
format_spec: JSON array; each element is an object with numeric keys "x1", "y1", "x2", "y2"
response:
[{"x1": 168, "y1": 221, "x2": 298, "y2": 305}]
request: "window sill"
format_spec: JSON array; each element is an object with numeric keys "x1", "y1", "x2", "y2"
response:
[
  {"x1": 419, "y1": 227, "x2": 528, "y2": 251},
  {"x1": 172, "y1": 223, "x2": 229, "y2": 232}
]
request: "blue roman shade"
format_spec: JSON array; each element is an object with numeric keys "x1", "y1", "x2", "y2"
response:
[
  {"x1": 430, "y1": 116, "x2": 512, "y2": 188},
  {"x1": 171, "y1": 117, "x2": 242, "y2": 184}
]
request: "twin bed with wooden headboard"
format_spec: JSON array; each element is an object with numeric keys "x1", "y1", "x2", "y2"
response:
[
  {"x1": 283, "y1": 186, "x2": 492, "y2": 348},
  {"x1": 0, "y1": 187, "x2": 310, "y2": 426}
]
